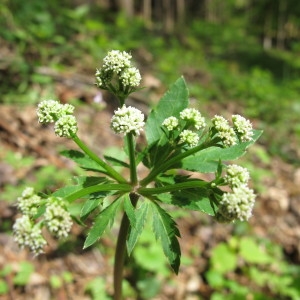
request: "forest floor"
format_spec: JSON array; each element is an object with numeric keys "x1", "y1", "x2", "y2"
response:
[{"x1": 0, "y1": 79, "x2": 299, "y2": 299}]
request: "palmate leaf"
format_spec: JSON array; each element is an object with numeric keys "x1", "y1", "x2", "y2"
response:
[
  {"x1": 145, "y1": 76, "x2": 189, "y2": 146},
  {"x1": 83, "y1": 197, "x2": 122, "y2": 249},
  {"x1": 60, "y1": 149, "x2": 107, "y2": 173},
  {"x1": 150, "y1": 201, "x2": 181, "y2": 274},
  {"x1": 127, "y1": 201, "x2": 149, "y2": 256},
  {"x1": 181, "y1": 130, "x2": 263, "y2": 173}
]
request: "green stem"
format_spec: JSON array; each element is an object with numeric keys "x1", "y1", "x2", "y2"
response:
[
  {"x1": 126, "y1": 133, "x2": 138, "y2": 185},
  {"x1": 140, "y1": 142, "x2": 209, "y2": 186},
  {"x1": 114, "y1": 193, "x2": 139, "y2": 300},
  {"x1": 138, "y1": 180, "x2": 209, "y2": 196},
  {"x1": 72, "y1": 134, "x2": 127, "y2": 183}
]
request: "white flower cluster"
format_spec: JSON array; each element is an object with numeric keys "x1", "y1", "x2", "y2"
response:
[
  {"x1": 162, "y1": 116, "x2": 179, "y2": 131},
  {"x1": 179, "y1": 130, "x2": 199, "y2": 147},
  {"x1": 224, "y1": 164, "x2": 250, "y2": 187},
  {"x1": 180, "y1": 108, "x2": 206, "y2": 130},
  {"x1": 111, "y1": 105, "x2": 145, "y2": 135},
  {"x1": 95, "y1": 50, "x2": 141, "y2": 90},
  {"x1": 216, "y1": 164, "x2": 255, "y2": 222},
  {"x1": 13, "y1": 187, "x2": 73, "y2": 255},
  {"x1": 211, "y1": 115, "x2": 237, "y2": 147},
  {"x1": 13, "y1": 215, "x2": 47, "y2": 255},
  {"x1": 44, "y1": 197, "x2": 72, "y2": 238},
  {"x1": 232, "y1": 114, "x2": 253, "y2": 142},
  {"x1": 37, "y1": 100, "x2": 78, "y2": 138},
  {"x1": 218, "y1": 185, "x2": 256, "y2": 221},
  {"x1": 17, "y1": 187, "x2": 41, "y2": 217}
]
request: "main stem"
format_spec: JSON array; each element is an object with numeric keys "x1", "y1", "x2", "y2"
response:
[
  {"x1": 114, "y1": 132, "x2": 139, "y2": 300},
  {"x1": 113, "y1": 193, "x2": 139, "y2": 300}
]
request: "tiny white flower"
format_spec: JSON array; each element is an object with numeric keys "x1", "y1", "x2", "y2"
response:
[
  {"x1": 180, "y1": 108, "x2": 206, "y2": 130},
  {"x1": 17, "y1": 187, "x2": 42, "y2": 217},
  {"x1": 211, "y1": 115, "x2": 237, "y2": 147},
  {"x1": 37, "y1": 100, "x2": 63, "y2": 123},
  {"x1": 120, "y1": 67, "x2": 141, "y2": 87},
  {"x1": 232, "y1": 114, "x2": 253, "y2": 142},
  {"x1": 44, "y1": 197, "x2": 72, "y2": 239},
  {"x1": 218, "y1": 185, "x2": 256, "y2": 221},
  {"x1": 179, "y1": 130, "x2": 199, "y2": 147},
  {"x1": 111, "y1": 105, "x2": 145, "y2": 135},
  {"x1": 54, "y1": 115, "x2": 78, "y2": 138},
  {"x1": 102, "y1": 50, "x2": 132, "y2": 74},
  {"x1": 162, "y1": 116, "x2": 179, "y2": 131},
  {"x1": 225, "y1": 164, "x2": 250, "y2": 188},
  {"x1": 13, "y1": 215, "x2": 47, "y2": 255}
]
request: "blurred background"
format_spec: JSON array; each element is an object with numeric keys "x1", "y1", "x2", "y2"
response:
[{"x1": 0, "y1": 0, "x2": 300, "y2": 299}]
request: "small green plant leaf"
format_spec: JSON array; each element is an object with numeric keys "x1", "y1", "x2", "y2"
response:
[
  {"x1": 13, "y1": 262, "x2": 34, "y2": 286},
  {"x1": 239, "y1": 237, "x2": 272, "y2": 264},
  {"x1": 84, "y1": 197, "x2": 122, "y2": 249},
  {"x1": 123, "y1": 194, "x2": 136, "y2": 228},
  {"x1": 181, "y1": 130, "x2": 263, "y2": 173},
  {"x1": 0, "y1": 279, "x2": 8, "y2": 295},
  {"x1": 60, "y1": 149, "x2": 107, "y2": 173},
  {"x1": 210, "y1": 243, "x2": 237, "y2": 274},
  {"x1": 80, "y1": 197, "x2": 103, "y2": 219},
  {"x1": 127, "y1": 201, "x2": 149, "y2": 255},
  {"x1": 145, "y1": 76, "x2": 189, "y2": 146},
  {"x1": 150, "y1": 201, "x2": 181, "y2": 274}
]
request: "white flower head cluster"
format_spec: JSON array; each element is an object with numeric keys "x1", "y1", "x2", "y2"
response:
[
  {"x1": 13, "y1": 215, "x2": 47, "y2": 255},
  {"x1": 111, "y1": 105, "x2": 145, "y2": 135},
  {"x1": 17, "y1": 187, "x2": 42, "y2": 217},
  {"x1": 211, "y1": 115, "x2": 237, "y2": 147},
  {"x1": 37, "y1": 100, "x2": 78, "y2": 138},
  {"x1": 44, "y1": 197, "x2": 72, "y2": 238},
  {"x1": 179, "y1": 130, "x2": 199, "y2": 147},
  {"x1": 54, "y1": 115, "x2": 78, "y2": 138},
  {"x1": 218, "y1": 185, "x2": 256, "y2": 221},
  {"x1": 102, "y1": 50, "x2": 132, "y2": 73},
  {"x1": 95, "y1": 50, "x2": 141, "y2": 90},
  {"x1": 224, "y1": 164, "x2": 250, "y2": 188},
  {"x1": 232, "y1": 114, "x2": 253, "y2": 142},
  {"x1": 120, "y1": 67, "x2": 142, "y2": 87},
  {"x1": 180, "y1": 108, "x2": 206, "y2": 130},
  {"x1": 162, "y1": 116, "x2": 179, "y2": 131}
]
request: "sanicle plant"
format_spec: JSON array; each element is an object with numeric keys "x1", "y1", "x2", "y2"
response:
[{"x1": 13, "y1": 50, "x2": 262, "y2": 299}]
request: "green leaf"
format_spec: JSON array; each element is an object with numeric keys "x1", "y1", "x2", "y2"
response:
[
  {"x1": 80, "y1": 197, "x2": 103, "y2": 219},
  {"x1": 53, "y1": 176, "x2": 110, "y2": 199},
  {"x1": 150, "y1": 201, "x2": 181, "y2": 274},
  {"x1": 60, "y1": 150, "x2": 107, "y2": 173},
  {"x1": 156, "y1": 188, "x2": 216, "y2": 215},
  {"x1": 84, "y1": 198, "x2": 122, "y2": 249},
  {"x1": 123, "y1": 194, "x2": 136, "y2": 228},
  {"x1": 13, "y1": 262, "x2": 34, "y2": 286},
  {"x1": 127, "y1": 201, "x2": 149, "y2": 255},
  {"x1": 145, "y1": 76, "x2": 189, "y2": 145},
  {"x1": 210, "y1": 243, "x2": 237, "y2": 274},
  {"x1": 181, "y1": 130, "x2": 262, "y2": 173}
]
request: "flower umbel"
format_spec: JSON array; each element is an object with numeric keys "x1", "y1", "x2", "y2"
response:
[
  {"x1": 44, "y1": 197, "x2": 72, "y2": 238},
  {"x1": 211, "y1": 115, "x2": 237, "y2": 147},
  {"x1": 102, "y1": 50, "x2": 132, "y2": 74},
  {"x1": 54, "y1": 115, "x2": 78, "y2": 138},
  {"x1": 232, "y1": 114, "x2": 253, "y2": 142},
  {"x1": 120, "y1": 67, "x2": 141, "y2": 87},
  {"x1": 218, "y1": 185, "x2": 256, "y2": 222},
  {"x1": 180, "y1": 108, "x2": 206, "y2": 130},
  {"x1": 224, "y1": 164, "x2": 250, "y2": 188},
  {"x1": 13, "y1": 215, "x2": 47, "y2": 255},
  {"x1": 179, "y1": 130, "x2": 199, "y2": 147},
  {"x1": 162, "y1": 116, "x2": 179, "y2": 131},
  {"x1": 17, "y1": 187, "x2": 42, "y2": 217},
  {"x1": 111, "y1": 105, "x2": 145, "y2": 135}
]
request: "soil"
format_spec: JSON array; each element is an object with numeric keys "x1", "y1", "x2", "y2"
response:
[{"x1": 0, "y1": 81, "x2": 299, "y2": 300}]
